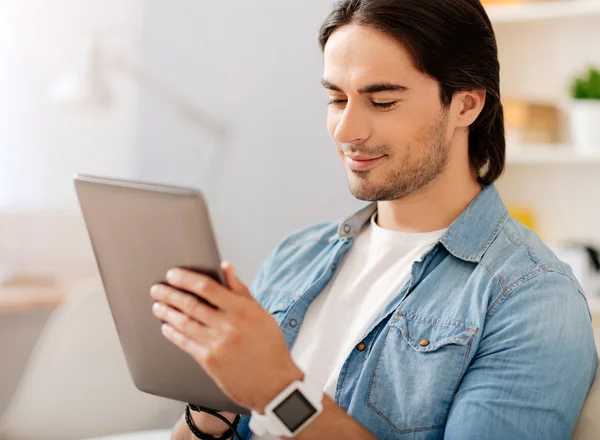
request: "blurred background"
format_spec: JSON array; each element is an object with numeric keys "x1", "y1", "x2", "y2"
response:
[{"x1": 1, "y1": 0, "x2": 600, "y2": 439}]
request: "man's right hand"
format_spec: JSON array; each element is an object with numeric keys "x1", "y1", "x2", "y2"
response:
[{"x1": 173, "y1": 409, "x2": 238, "y2": 440}]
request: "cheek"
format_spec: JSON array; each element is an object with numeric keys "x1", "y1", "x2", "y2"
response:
[{"x1": 373, "y1": 113, "x2": 412, "y2": 149}]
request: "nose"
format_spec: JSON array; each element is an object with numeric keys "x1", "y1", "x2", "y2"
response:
[{"x1": 332, "y1": 102, "x2": 371, "y2": 145}]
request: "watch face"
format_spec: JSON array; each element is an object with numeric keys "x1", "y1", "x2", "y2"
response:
[{"x1": 273, "y1": 389, "x2": 318, "y2": 432}]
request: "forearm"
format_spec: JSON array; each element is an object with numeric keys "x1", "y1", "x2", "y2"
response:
[
  {"x1": 287, "y1": 395, "x2": 376, "y2": 440},
  {"x1": 172, "y1": 414, "x2": 193, "y2": 440}
]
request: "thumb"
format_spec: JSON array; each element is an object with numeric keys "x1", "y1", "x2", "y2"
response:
[{"x1": 221, "y1": 261, "x2": 253, "y2": 299}]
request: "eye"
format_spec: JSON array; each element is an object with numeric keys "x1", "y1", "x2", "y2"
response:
[
  {"x1": 327, "y1": 99, "x2": 347, "y2": 108},
  {"x1": 372, "y1": 101, "x2": 397, "y2": 109}
]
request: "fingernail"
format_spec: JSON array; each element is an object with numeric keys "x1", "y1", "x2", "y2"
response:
[
  {"x1": 152, "y1": 302, "x2": 164, "y2": 313},
  {"x1": 166, "y1": 269, "x2": 178, "y2": 282}
]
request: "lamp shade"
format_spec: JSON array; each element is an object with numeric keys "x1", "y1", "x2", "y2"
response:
[{"x1": 49, "y1": 39, "x2": 111, "y2": 109}]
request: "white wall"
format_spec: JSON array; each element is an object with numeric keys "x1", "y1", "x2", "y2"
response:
[
  {"x1": 0, "y1": 0, "x2": 142, "y2": 211},
  {"x1": 137, "y1": 0, "x2": 363, "y2": 282}
]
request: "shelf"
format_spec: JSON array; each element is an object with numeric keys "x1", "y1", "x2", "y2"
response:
[
  {"x1": 485, "y1": 0, "x2": 600, "y2": 24},
  {"x1": 506, "y1": 144, "x2": 600, "y2": 164}
]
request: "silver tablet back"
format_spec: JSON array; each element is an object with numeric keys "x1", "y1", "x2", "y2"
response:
[{"x1": 74, "y1": 174, "x2": 248, "y2": 414}]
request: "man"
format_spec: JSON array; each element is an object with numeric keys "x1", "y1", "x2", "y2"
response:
[{"x1": 152, "y1": 0, "x2": 597, "y2": 438}]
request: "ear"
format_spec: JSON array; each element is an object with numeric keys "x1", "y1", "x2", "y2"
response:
[{"x1": 454, "y1": 89, "x2": 486, "y2": 128}]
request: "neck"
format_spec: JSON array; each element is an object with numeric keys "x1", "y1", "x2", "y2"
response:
[{"x1": 376, "y1": 157, "x2": 482, "y2": 234}]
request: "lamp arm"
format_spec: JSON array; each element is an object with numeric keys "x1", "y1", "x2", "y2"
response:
[{"x1": 104, "y1": 51, "x2": 228, "y2": 139}]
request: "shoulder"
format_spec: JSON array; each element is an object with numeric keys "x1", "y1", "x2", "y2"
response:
[
  {"x1": 261, "y1": 221, "x2": 340, "y2": 269},
  {"x1": 249, "y1": 220, "x2": 339, "y2": 307},
  {"x1": 274, "y1": 221, "x2": 339, "y2": 250},
  {"x1": 481, "y1": 216, "x2": 588, "y2": 318},
  {"x1": 476, "y1": 219, "x2": 597, "y2": 367}
]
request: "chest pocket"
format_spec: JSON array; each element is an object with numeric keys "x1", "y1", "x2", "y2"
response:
[{"x1": 365, "y1": 312, "x2": 477, "y2": 434}]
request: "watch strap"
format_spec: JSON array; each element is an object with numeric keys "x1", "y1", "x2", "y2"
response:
[{"x1": 249, "y1": 376, "x2": 323, "y2": 437}]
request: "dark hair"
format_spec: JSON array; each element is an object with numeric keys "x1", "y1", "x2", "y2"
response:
[{"x1": 319, "y1": 0, "x2": 505, "y2": 185}]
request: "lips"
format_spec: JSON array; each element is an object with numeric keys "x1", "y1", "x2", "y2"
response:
[
  {"x1": 344, "y1": 154, "x2": 386, "y2": 171},
  {"x1": 345, "y1": 154, "x2": 385, "y2": 161}
]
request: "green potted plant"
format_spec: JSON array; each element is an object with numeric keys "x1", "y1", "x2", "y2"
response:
[{"x1": 570, "y1": 67, "x2": 600, "y2": 150}]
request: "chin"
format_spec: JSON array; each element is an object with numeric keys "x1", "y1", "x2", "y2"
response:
[
  {"x1": 347, "y1": 175, "x2": 412, "y2": 202},
  {"x1": 348, "y1": 181, "x2": 385, "y2": 202},
  {"x1": 351, "y1": 192, "x2": 380, "y2": 202}
]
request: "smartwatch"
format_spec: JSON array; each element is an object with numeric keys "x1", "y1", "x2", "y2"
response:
[{"x1": 249, "y1": 376, "x2": 323, "y2": 437}]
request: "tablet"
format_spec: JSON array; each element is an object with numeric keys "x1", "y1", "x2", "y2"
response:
[{"x1": 74, "y1": 174, "x2": 249, "y2": 415}]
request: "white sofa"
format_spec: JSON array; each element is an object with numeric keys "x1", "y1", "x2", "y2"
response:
[
  {"x1": 0, "y1": 309, "x2": 53, "y2": 421},
  {"x1": 0, "y1": 277, "x2": 184, "y2": 440}
]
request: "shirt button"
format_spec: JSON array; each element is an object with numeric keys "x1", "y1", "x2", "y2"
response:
[
  {"x1": 289, "y1": 318, "x2": 298, "y2": 328},
  {"x1": 331, "y1": 263, "x2": 337, "y2": 272},
  {"x1": 420, "y1": 339, "x2": 430, "y2": 347},
  {"x1": 343, "y1": 224, "x2": 351, "y2": 233},
  {"x1": 356, "y1": 342, "x2": 367, "y2": 352}
]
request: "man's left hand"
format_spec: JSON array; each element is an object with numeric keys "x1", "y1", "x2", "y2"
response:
[{"x1": 150, "y1": 262, "x2": 303, "y2": 413}]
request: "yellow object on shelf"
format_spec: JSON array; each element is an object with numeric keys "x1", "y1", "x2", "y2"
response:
[{"x1": 507, "y1": 205, "x2": 538, "y2": 233}]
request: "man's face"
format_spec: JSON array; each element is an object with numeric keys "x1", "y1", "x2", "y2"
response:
[{"x1": 323, "y1": 24, "x2": 452, "y2": 202}]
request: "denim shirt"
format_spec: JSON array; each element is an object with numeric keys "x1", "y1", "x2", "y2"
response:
[{"x1": 236, "y1": 185, "x2": 597, "y2": 439}]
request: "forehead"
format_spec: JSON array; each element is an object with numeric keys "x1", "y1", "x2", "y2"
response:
[{"x1": 323, "y1": 24, "x2": 419, "y2": 86}]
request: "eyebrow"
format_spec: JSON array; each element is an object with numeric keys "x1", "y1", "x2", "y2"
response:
[{"x1": 321, "y1": 79, "x2": 408, "y2": 94}]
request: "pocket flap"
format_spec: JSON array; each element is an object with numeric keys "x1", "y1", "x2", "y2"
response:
[{"x1": 393, "y1": 312, "x2": 478, "y2": 353}]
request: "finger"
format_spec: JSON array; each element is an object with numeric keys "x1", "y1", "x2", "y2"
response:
[
  {"x1": 152, "y1": 302, "x2": 214, "y2": 343},
  {"x1": 221, "y1": 261, "x2": 253, "y2": 299},
  {"x1": 161, "y1": 323, "x2": 209, "y2": 363},
  {"x1": 166, "y1": 268, "x2": 235, "y2": 310},
  {"x1": 150, "y1": 284, "x2": 224, "y2": 329}
]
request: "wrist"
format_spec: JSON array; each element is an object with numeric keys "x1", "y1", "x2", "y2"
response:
[
  {"x1": 252, "y1": 364, "x2": 305, "y2": 414},
  {"x1": 249, "y1": 374, "x2": 324, "y2": 438},
  {"x1": 185, "y1": 406, "x2": 240, "y2": 440},
  {"x1": 190, "y1": 411, "x2": 235, "y2": 437}
]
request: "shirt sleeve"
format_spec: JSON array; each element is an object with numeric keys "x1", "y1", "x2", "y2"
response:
[{"x1": 444, "y1": 271, "x2": 598, "y2": 440}]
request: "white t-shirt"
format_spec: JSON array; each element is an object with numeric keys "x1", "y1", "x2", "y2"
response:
[{"x1": 251, "y1": 213, "x2": 447, "y2": 439}]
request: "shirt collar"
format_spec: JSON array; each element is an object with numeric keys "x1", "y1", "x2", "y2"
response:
[{"x1": 336, "y1": 185, "x2": 509, "y2": 263}]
